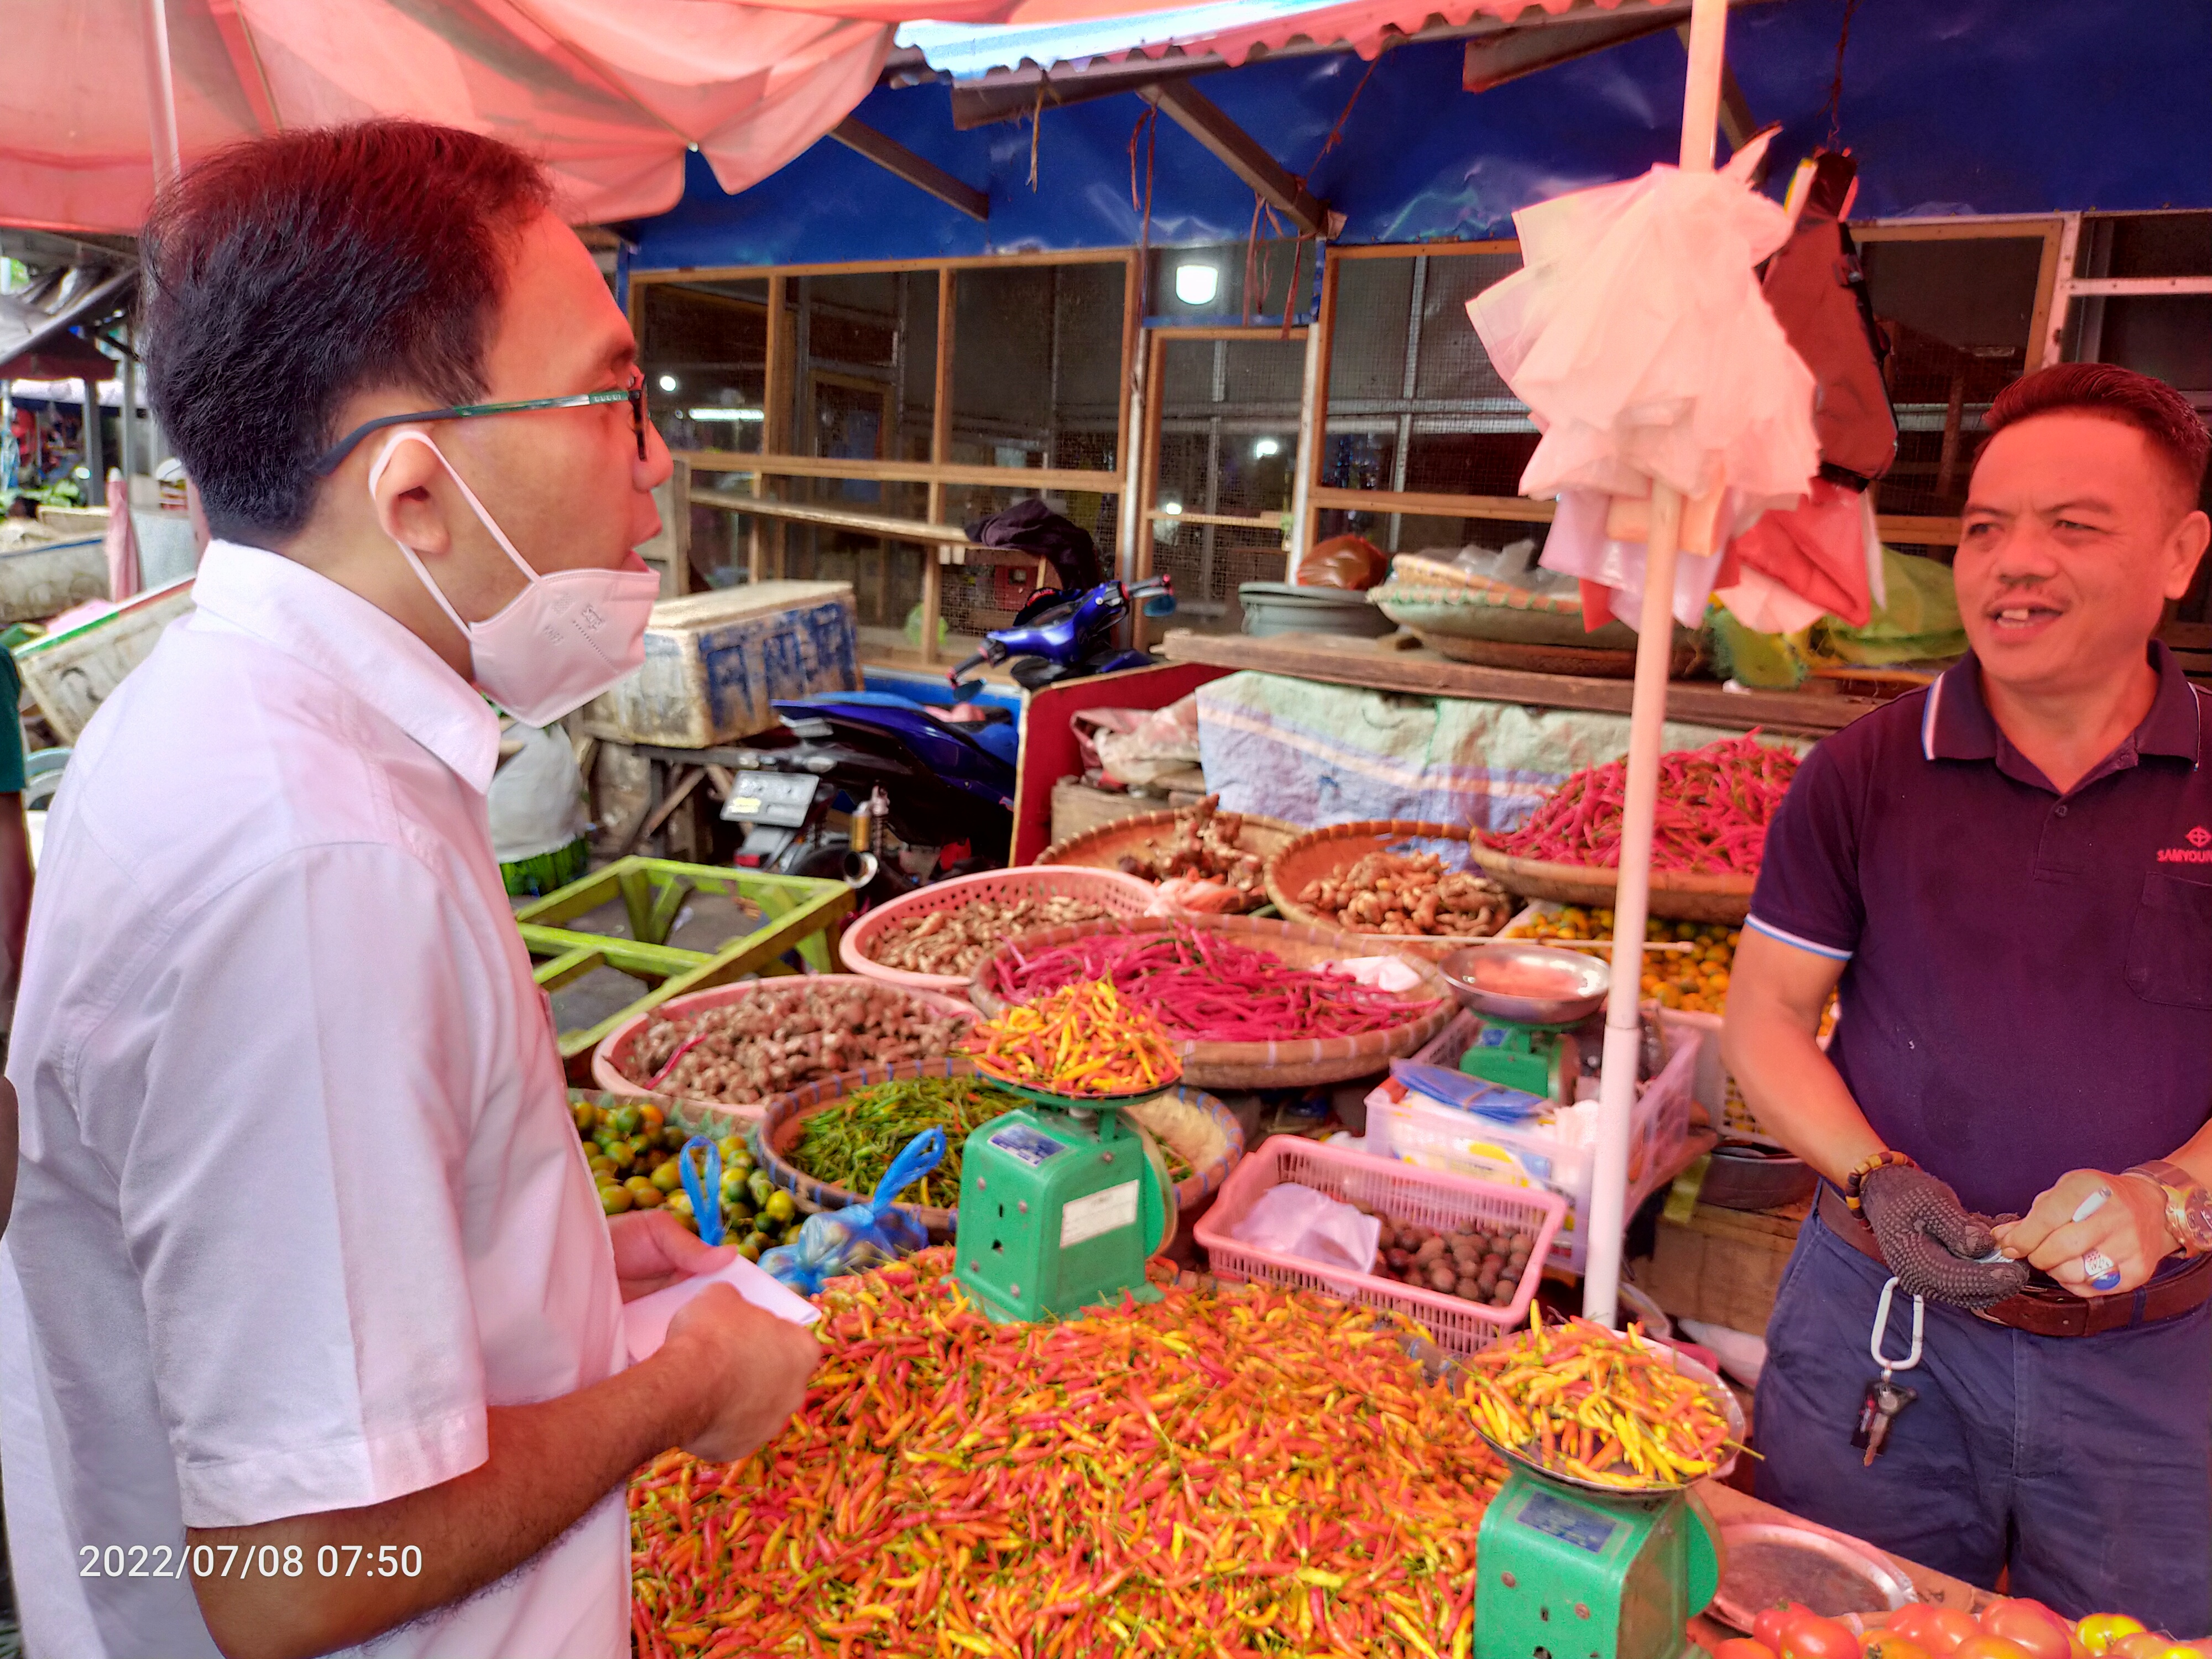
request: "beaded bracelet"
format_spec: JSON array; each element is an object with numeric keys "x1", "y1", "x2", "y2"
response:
[{"x1": 1842, "y1": 1149, "x2": 1918, "y2": 1213}]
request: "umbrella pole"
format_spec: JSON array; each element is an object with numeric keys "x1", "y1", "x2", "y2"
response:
[
  {"x1": 1580, "y1": 0, "x2": 1729, "y2": 1331},
  {"x1": 143, "y1": 0, "x2": 182, "y2": 187}
]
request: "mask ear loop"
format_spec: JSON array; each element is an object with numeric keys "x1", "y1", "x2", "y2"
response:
[{"x1": 367, "y1": 429, "x2": 543, "y2": 635}]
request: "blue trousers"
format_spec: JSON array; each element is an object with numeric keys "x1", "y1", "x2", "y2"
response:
[{"x1": 1755, "y1": 1212, "x2": 2212, "y2": 1635}]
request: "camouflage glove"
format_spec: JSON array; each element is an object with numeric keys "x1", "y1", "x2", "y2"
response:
[{"x1": 1859, "y1": 1164, "x2": 2031, "y2": 1309}]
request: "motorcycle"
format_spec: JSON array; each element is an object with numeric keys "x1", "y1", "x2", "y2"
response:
[{"x1": 946, "y1": 573, "x2": 1176, "y2": 696}]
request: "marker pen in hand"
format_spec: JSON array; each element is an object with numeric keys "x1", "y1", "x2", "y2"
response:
[
  {"x1": 1979, "y1": 1187, "x2": 2120, "y2": 1290},
  {"x1": 2071, "y1": 1188, "x2": 2122, "y2": 1292}
]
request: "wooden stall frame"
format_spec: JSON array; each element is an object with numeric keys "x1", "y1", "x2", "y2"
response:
[
  {"x1": 1302, "y1": 234, "x2": 1976, "y2": 552},
  {"x1": 641, "y1": 251, "x2": 1145, "y2": 662}
]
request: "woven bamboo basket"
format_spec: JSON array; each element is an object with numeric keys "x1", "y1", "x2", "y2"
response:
[
  {"x1": 1468, "y1": 844, "x2": 1755, "y2": 925},
  {"x1": 1035, "y1": 807, "x2": 1302, "y2": 906},
  {"x1": 967, "y1": 914, "x2": 1454, "y2": 1089},
  {"x1": 1263, "y1": 820, "x2": 1511, "y2": 962},
  {"x1": 838, "y1": 866, "x2": 1157, "y2": 997}
]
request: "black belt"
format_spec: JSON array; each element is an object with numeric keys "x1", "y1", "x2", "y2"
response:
[{"x1": 1814, "y1": 1185, "x2": 2212, "y2": 1337}]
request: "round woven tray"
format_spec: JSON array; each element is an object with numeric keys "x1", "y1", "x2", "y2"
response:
[
  {"x1": 592, "y1": 977, "x2": 978, "y2": 1123},
  {"x1": 750, "y1": 1055, "x2": 1245, "y2": 1242},
  {"x1": 1035, "y1": 808, "x2": 1302, "y2": 901},
  {"x1": 838, "y1": 866, "x2": 1157, "y2": 997},
  {"x1": 1468, "y1": 844, "x2": 1754, "y2": 924},
  {"x1": 967, "y1": 913, "x2": 1454, "y2": 1089},
  {"x1": 1262, "y1": 820, "x2": 1510, "y2": 962}
]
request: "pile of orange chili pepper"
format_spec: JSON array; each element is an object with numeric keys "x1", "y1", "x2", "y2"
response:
[
  {"x1": 629, "y1": 1250, "x2": 1501, "y2": 1658},
  {"x1": 964, "y1": 979, "x2": 1181, "y2": 1098},
  {"x1": 1458, "y1": 1306, "x2": 1737, "y2": 1490}
]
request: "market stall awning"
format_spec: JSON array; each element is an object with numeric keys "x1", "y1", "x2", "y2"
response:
[
  {"x1": 0, "y1": 0, "x2": 1433, "y2": 236},
  {"x1": 897, "y1": 0, "x2": 1673, "y2": 77}
]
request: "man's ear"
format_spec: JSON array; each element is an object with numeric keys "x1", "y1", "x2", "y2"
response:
[
  {"x1": 2163, "y1": 508, "x2": 2211, "y2": 603},
  {"x1": 369, "y1": 434, "x2": 455, "y2": 559}
]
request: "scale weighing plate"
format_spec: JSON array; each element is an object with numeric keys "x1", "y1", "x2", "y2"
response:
[{"x1": 952, "y1": 1066, "x2": 1181, "y2": 1323}]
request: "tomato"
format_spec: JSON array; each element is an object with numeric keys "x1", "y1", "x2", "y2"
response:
[
  {"x1": 1718, "y1": 1642, "x2": 1777, "y2": 1659},
  {"x1": 1983, "y1": 1602, "x2": 2075, "y2": 1659},
  {"x1": 2114, "y1": 1636, "x2": 2174, "y2": 1659},
  {"x1": 2077, "y1": 1630, "x2": 2148, "y2": 1659},
  {"x1": 1784, "y1": 1618, "x2": 1863, "y2": 1659},
  {"x1": 1956, "y1": 1637, "x2": 2036, "y2": 1659},
  {"x1": 1902, "y1": 1619, "x2": 1991, "y2": 1655},
  {"x1": 1865, "y1": 1636, "x2": 1934, "y2": 1659},
  {"x1": 1757, "y1": 1605, "x2": 1815, "y2": 1654}
]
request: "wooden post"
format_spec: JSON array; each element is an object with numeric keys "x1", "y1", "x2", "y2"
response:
[
  {"x1": 761, "y1": 274, "x2": 792, "y2": 583},
  {"x1": 1585, "y1": 0, "x2": 1729, "y2": 1334},
  {"x1": 921, "y1": 270, "x2": 957, "y2": 664},
  {"x1": 1292, "y1": 251, "x2": 1340, "y2": 571},
  {"x1": 1115, "y1": 248, "x2": 1145, "y2": 576}
]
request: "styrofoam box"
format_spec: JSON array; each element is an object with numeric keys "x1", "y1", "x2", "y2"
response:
[
  {"x1": 1365, "y1": 1014, "x2": 1702, "y2": 1274},
  {"x1": 0, "y1": 535, "x2": 107, "y2": 624},
  {"x1": 16, "y1": 575, "x2": 195, "y2": 744},
  {"x1": 579, "y1": 581, "x2": 861, "y2": 749}
]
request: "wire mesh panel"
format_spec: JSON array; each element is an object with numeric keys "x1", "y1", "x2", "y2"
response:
[
  {"x1": 1858, "y1": 234, "x2": 2047, "y2": 518},
  {"x1": 1145, "y1": 332, "x2": 1302, "y2": 629},
  {"x1": 1318, "y1": 248, "x2": 1537, "y2": 549},
  {"x1": 639, "y1": 279, "x2": 768, "y2": 454},
  {"x1": 951, "y1": 263, "x2": 1127, "y2": 473}
]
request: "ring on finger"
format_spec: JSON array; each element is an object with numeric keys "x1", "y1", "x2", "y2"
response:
[{"x1": 2079, "y1": 1248, "x2": 2121, "y2": 1292}]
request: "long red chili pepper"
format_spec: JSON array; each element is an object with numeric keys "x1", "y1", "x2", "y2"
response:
[
  {"x1": 629, "y1": 1249, "x2": 1498, "y2": 1657},
  {"x1": 985, "y1": 926, "x2": 1440, "y2": 1043},
  {"x1": 1483, "y1": 731, "x2": 1798, "y2": 875}
]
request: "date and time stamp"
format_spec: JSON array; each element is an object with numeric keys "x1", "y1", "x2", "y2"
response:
[{"x1": 80, "y1": 1543, "x2": 424, "y2": 1580}]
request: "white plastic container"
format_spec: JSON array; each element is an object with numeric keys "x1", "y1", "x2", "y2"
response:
[
  {"x1": 578, "y1": 581, "x2": 860, "y2": 749},
  {"x1": 1365, "y1": 1020, "x2": 1702, "y2": 1274},
  {"x1": 15, "y1": 575, "x2": 195, "y2": 743}
]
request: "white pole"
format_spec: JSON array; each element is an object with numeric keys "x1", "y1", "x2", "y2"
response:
[
  {"x1": 1580, "y1": 0, "x2": 1729, "y2": 1331},
  {"x1": 144, "y1": 0, "x2": 182, "y2": 188}
]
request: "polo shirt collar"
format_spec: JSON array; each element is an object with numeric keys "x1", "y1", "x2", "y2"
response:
[
  {"x1": 191, "y1": 540, "x2": 500, "y2": 792},
  {"x1": 1921, "y1": 640, "x2": 2201, "y2": 777}
]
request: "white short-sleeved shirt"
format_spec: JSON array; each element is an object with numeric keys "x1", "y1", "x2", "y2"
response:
[{"x1": 2, "y1": 541, "x2": 628, "y2": 1658}]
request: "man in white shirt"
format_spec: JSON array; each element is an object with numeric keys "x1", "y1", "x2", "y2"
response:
[{"x1": 1, "y1": 119, "x2": 820, "y2": 1658}]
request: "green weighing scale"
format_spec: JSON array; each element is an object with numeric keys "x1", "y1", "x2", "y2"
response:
[
  {"x1": 1439, "y1": 943, "x2": 1614, "y2": 1102},
  {"x1": 1465, "y1": 1342, "x2": 1733, "y2": 1659},
  {"x1": 951, "y1": 1070, "x2": 1178, "y2": 1323}
]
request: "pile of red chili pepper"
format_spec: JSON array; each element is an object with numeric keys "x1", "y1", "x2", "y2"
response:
[
  {"x1": 630, "y1": 1250, "x2": 1501, "y2": 1658},
  {"x1": 983, "y1": 926, "x2": 1441, "y2": 1045},
  {"x1": 966, "y1": 980, "x2": 1182, "y2": 1096},
  {"x1": 1483, "y1": 732, "x2": 1798, "y2": 875},
  {"x1": 1459, "y1": 1307, "x2": 1737, "y2": 1490}
]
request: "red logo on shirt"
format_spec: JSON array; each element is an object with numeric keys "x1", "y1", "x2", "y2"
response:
[{"x1": 2159, "y1": 826, "x2": 2212, "y2": 862}]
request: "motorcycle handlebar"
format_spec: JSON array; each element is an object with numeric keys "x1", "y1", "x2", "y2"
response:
[{"x1": 946, "y1": 653, "x2": 988, "y2": 686}]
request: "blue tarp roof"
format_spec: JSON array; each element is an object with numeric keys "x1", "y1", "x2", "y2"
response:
[{"x1": 628, "y1": 0, "x2": 2212, "y2": 272}]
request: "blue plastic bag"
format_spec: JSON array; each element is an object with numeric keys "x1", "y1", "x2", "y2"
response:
[{"x1": 758, "y1": 1129, "x2": 946, "y2": 1296}]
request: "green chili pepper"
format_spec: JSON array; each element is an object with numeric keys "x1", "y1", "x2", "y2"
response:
[{"x1": 786, "y1": 1077, "x2": 1022, "y2": 1206}]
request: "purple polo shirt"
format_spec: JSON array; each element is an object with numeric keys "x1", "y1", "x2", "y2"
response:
[{"x1": 1748, "y1": 643, "x2": 2212, "y2": 1217}]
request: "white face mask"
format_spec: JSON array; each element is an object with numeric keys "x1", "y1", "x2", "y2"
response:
[{"x1": 368, "y1": 429, "x2": 660, "y2": 727}]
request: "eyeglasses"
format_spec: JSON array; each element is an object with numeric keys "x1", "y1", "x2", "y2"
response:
[{"x1": 312, "y1": 370, "x2": 649, "y2": 477}]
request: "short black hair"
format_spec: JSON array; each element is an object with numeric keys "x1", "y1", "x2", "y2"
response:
[
  {"x1": 142, "y1": 119, "x2": 552, "y2": 544},
  {"x1": 1984, "y1": 362, "x2": 2211, "y2": 512}
]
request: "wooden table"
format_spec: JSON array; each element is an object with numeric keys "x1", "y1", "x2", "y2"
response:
[{"x1": 1158, "y1": 629, "x2": 1887, "y2": 738}]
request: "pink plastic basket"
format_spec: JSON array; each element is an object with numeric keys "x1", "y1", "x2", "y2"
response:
[
  {"x1": 1195, "y1": 1138, "x2": 1567, "y2": 1356},
  {"x1": 838, "y1": 867, "x2": 1157, "y2": 996}
]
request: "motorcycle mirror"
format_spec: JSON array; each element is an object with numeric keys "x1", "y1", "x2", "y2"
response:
[{"x1": 1141, "y1": 593, "x2": 1177, "y2": 618}]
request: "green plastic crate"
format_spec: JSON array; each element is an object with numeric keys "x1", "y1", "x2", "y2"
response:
[{"x1": 514, "y1": 857, "x2": 853, "y2": 1081}]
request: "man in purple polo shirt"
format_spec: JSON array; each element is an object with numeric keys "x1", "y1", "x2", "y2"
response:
[{"x1": 1725, "y1": 364, "x2": 2212, "y2": 1627}]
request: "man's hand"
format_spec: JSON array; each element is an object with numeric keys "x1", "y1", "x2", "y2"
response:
[
  {"x1": 1990, "y1": 1169, "x2": 2176, "y2": 1297},
  {"x1": 1859, "y1": 1164, "x2": 2030, "y2": 1308},
  {"x1": 610, "y1": 1207, "x2": 734, "y2": 1302},
  {"x1": 661, "y1": 1284, "x2": 821, "y2": 1463}
]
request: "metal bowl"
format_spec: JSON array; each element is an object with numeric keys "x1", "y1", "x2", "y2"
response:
[
  {"x1": 1709, "y1": 1520, "x2": 1915, "y2": 1626},
  {"x1": 1466, "y1": 1335, "x2": 1746, "y2": 1495},
  {"x1": 1439, "y1": 942, "x2": 1611, "y2": 1027}
]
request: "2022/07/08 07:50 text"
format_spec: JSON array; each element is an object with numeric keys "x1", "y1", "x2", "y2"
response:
[{"x1": 79, "y1": 1543, "x2": 426, "y2": 1579}]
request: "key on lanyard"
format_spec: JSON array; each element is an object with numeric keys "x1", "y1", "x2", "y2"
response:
[{"x1": 1852, "y1": 1276, "x2": 1923, "y2": 1466}]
